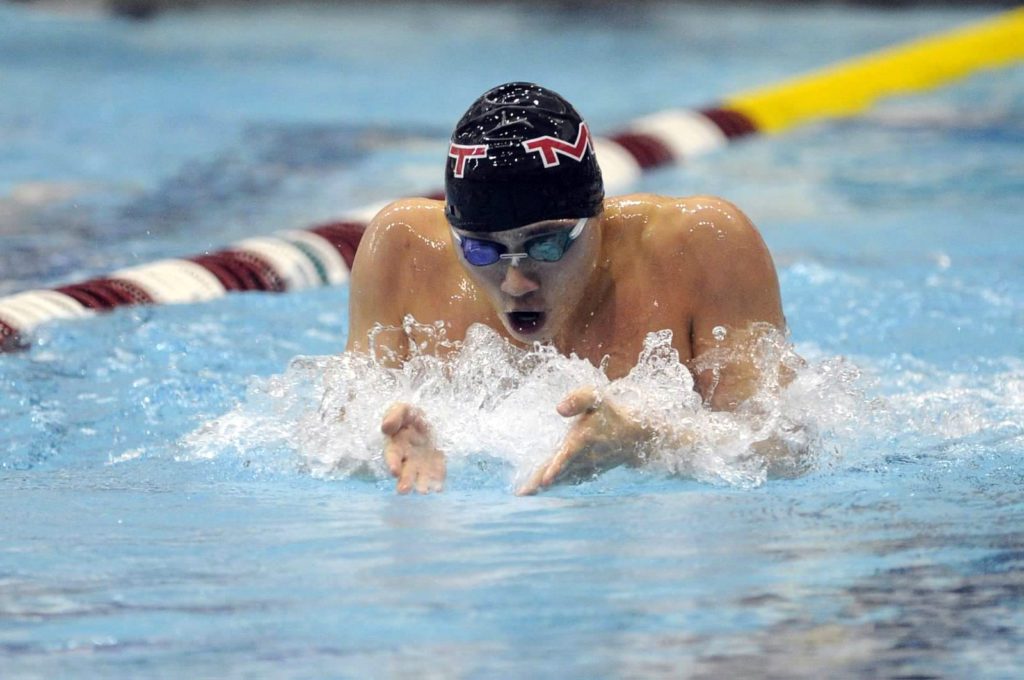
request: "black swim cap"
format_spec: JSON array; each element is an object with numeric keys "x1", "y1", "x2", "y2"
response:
[{"x1": 445, "y1": 82, "x2": 604, "y2": 233}]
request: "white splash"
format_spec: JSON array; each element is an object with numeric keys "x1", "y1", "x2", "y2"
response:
[{"x1": 180, "y1": 320, "x2": 873, "y2": 490}]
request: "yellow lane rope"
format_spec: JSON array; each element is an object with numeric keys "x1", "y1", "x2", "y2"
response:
[{"x1": 725, "y1": 7, "x2": 1024, "y2": 134}]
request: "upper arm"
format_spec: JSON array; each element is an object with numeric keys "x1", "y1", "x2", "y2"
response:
[
  {"x1": 344, "y1": 204, "x2": 415, "y2": 364},
  {"x1": 684, "y1": 199, "x2": 788, "y2": 410}
]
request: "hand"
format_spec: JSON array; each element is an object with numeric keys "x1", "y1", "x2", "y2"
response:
[
  {"x1": 380, "y1": 402, "x2": 446, "y2": 494},
  {"x1": 517, "y1": 387, "x2": 653, "y2": 496}
]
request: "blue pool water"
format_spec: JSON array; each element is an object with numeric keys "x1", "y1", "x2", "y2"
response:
[{"x1": 2, "y1": 2, "x2": 1024, "y2": 677}]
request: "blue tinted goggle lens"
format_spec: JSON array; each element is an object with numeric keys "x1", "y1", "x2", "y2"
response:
[
  {"x1": 460, "y1": 238, "x2": 505, "y2": 266},
  {"x1": 526, "y1": 231, "x2": 572, "y2": 262},
  {"x1": 456, "y1": 226, "x2": 579, "y2": 266}
]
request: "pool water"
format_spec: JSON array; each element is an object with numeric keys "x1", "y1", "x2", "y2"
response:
[{"x1": 2, "y1": 2, "x2": 1024, "y2": 677}]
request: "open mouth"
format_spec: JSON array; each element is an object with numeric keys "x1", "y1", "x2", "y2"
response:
[{"x1": 506, "y1": 311, "x2": 547, "y2": 335}]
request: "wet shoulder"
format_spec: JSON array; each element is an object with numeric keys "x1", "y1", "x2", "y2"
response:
[
  {"x1": 605, "y1": 193, "x2": 764, "y2": 258},
  {"x1": 671, "y1": 195, "x2": 769, "y2": 273},
  {"x1": 360, "y1": 198, "x2": 451, "y2": 260}
]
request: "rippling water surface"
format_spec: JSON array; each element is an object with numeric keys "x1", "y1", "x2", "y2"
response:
[{"x1": 2, "y1": 3, "x2": 1023, "y2": 677}]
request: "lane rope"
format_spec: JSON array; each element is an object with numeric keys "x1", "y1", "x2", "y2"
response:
[
  {"x1": 2, "y1": 8, "x2": 1023, "y2": 352},
  {"x1": 725, "y1": 6, "x2": 1024, "y2": 133}
]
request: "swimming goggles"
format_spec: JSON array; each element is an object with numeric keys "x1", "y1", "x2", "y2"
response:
[{"x1": 452, "y1": 218, "x2": 587, "y2": 267}]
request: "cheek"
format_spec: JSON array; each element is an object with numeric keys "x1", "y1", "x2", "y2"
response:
[
  {"x1": 541, "y1": 259, "x2": 577, "y2": 291},
  {"x1": 462, "y1": 264, "x2": 503, "y2": 295}
]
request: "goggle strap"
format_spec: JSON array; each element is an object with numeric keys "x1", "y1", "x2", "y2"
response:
[{"x1": 568, "y1": 217, "x2": 587, "y2": 240}]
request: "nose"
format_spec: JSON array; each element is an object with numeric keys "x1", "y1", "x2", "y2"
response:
[{"x1": 500, "y1": 263, "x2": 540, "y2": 297}]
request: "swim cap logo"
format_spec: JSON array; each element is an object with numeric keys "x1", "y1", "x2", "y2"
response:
[
  {"x1": 521, "y1": 123, "x2": 592, "y2": 168},
  {"x1": 448, "y1": 143, "x2": 489, "y2": 178}
]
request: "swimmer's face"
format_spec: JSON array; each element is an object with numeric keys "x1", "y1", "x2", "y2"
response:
[{"x1": 450, "y1": 217, "x2": 598, "y2": 343}]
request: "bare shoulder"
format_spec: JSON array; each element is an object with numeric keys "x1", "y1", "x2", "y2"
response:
[
  {"x1": 644, "y1": 195, "x2": 769, "y2": 271},
  {"x1": 604, "y1": 193, "x2": 770, "y2": 270},
  {"x1": 356, "y1": 198, "x2": 449, "y2": 261},
  {"x1": 347, "y1": 198, "x2": 452, "y2": 353},
  {"x1": 653, "y1": 195, "x2": 763, "y2": 249},
  {"x1": 350, "y1": 198, "x2": 455, "y2": 293}
]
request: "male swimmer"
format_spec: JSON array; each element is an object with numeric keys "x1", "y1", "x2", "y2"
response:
[{"x1": 345, "y1": 82, "x2": 789, "y2": 495}]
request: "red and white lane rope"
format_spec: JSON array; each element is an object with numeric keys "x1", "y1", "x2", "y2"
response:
[
  {"x1": 0, "y1": 222, "x2": 369, "y2": 351},
  {"x1": 0, "y1": 105, "x2": 753, "y2": 352},
  {"x1": 6, "y1": 7, "x2": 1023, "y2": 351}
]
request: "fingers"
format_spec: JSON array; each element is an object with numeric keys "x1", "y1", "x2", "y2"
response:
[
  {"x1": 516, "y1": 456, "x2": 569, "y2": 496},
  {"x1": 395, "y1": 455, "x2": 445, "y2": 495},
  {"x1": 396, "y1": 460, "x2": 416, "y2": 494},
  {"x1": 516, "y1": 462, "x2": 549, "y2": 496},
  {"x1": 416, "y1": 458, "x2": 445, "y2": 494},
  {"x1": 519, "y1": 387, "x2": 602, "y2": 495},
  {"x1": 383, "y1": 442, "x2": 403, "y2": 477},
  {"x1": 540, "y1": 435, "x2": 580, "y2": 487},
  {"x1": 409, "y1": 411, "x2": 430, "y2": 436},
  {"x1": 382, "y1": 403, "x2": 432, "y2": 439},
  {"x1": 557, "y1": 387, "x2": 600, "y2": 418},
  {"x1": 380, "y1": 402, "x2": 412, "y2": 436},
  {"x1": 381, "y1": 403, "x2": 445, "y2": 494},
  {"x1": 516, "y1": 433, "x2": 584, "y2": 496}
]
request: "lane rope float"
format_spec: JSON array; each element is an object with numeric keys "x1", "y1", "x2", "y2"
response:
[{"x1": 2, "y1": 8, "x2": 1023, "y2": 352}]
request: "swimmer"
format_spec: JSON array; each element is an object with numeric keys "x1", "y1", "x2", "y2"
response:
[{"x1": 345, "y1": 82, "x2": 790, "y2": 495}]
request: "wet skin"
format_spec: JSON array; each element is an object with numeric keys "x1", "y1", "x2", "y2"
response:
[{"x1": 345, "y1": 193, "x2": 787, "y2": 494}]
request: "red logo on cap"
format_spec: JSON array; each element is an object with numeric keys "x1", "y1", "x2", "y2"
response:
[
  {"x1": 521, "y1": 122, "x2": 593, "y2": 168},
  {"x1": 448, "y1": 143, "x2": 489, "y2": 178}
]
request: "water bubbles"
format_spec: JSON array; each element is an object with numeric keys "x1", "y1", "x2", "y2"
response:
[
  {"x1": 712, "y1": 325, "x2": 727, "y2": 342},
  {"x1": 180, "y1": 319, "x2": 881, "y2": 491},
  {"x1": 930, "y1": 252, "x2": 952, "y2": 270}
]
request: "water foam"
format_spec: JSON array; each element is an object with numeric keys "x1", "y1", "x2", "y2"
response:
[{"x1": 180, "y1": 319, "x2": 879, "y2": 491}]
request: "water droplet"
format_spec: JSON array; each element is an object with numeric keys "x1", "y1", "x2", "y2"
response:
[
  {"x1": 712, "y1": 325, "x2": 727, "y2": 342},
  {"x1": 933, "y1": 252, "x2": 952, "y2": 270}
]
